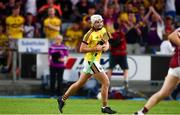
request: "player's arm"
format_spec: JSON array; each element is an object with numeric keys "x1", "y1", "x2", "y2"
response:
[
  {"x1": 79, "y1": 41, "x2": 103, "y2": 53},
  {"x1": 6, "y1": 24, "x2": 10, "y2": 37},
  {"x1": 20, "y1": 17, "x2": 25, "y2": 32},
  {"x1": 5, "y1": 18, "x2": 10, "y2": 37},
  {"x1": 48, "y1": 23, "x2": 60, "y2": 31},
  {"x1": 18, "y1": 25, "x2": 24, "y2": 32},
  {"x1": 101, "y1": 32, "x2": 110, "y2": 52},
  {"x1": 80, "y1": 29, "x2": 103, "y2": 53},
  {"x1": 102, "y1": 39, "x2": 109, "y2": 52},
  {"x1": 168, "y1": 28, "x2": 180, "y2": 46}
]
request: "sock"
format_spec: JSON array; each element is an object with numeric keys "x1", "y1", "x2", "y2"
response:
[
  {"x1": 102, "y1": 101, "x2": 107, "y2": 107},
  {"x1": 124, "y1": 79, "x2": 128, "y2": 88},
  {"x1": 62, "y1": 94, "x2": 68, "y2": 102},
  {"x1": 102, "y1": 106, "x2": 107, "y2": 109},
  {"x1": 124, "y1": 78, "x2": 128, "y2": 83},
  {"x1": 141, "y1": 107, "x2": 148, "y2": 114}
]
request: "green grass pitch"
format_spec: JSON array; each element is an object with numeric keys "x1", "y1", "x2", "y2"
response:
[{"x1": 0, "y1": 98, "x2": 179, "y2": 114}]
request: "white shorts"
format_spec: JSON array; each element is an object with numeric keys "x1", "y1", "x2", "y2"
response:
[
  {"x1": 82, "y1": 60, "x2": 104, "y2": 74},
  {"x1": 168, "y1": 67, "x2": 180, "y2": 78}
]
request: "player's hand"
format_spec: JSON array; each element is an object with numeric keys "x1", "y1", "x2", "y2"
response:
[
  {"x1": 95, "y1": 44, "x2": 103, "y2": 51},
  {"x1": 48, "y1": 23, "x2": 53, "y2": 28},
  {"x1": 58, "y1": 58, "x2": 64, "y2": 62},
  {"x1": 102, "y1": 44, "x2": 109, "y2": 51}
]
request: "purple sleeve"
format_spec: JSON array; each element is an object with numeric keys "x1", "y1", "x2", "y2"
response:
[
  {"x1": 48, "y1": 47, "x2": 51, "y2": 55},
  {"x1": 64, "y1": 48, "x2": 69, "y2": 56},
  {"x1": 61, "y1": 44, "x2": 69, "y2": 56}
]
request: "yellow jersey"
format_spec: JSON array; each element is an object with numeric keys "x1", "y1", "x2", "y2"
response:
[
  {"x1": 65, "y1": 27, "x2": 83, "y2": 49},
  {"x1": 0, "y1": 33, "x2": 8, "y2": 49},
  {"x1": 83, "y1": 27, "x2": 109, "y2": 62},
  {"x1": 6, "y1": 15, "x2": 24, "y2": 39},
  {"x1": 44, "y1": 17, "x2": 61, "y2": 39}
]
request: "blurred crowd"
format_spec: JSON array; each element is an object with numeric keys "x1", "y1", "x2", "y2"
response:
[{"x1": 0, "y1": 0, "x2": 180, "y2": 72}]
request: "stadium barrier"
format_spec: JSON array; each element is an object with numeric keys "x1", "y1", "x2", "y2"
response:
[{"x1": 12, "y1": 39, "x2": 171, "y2": 82}]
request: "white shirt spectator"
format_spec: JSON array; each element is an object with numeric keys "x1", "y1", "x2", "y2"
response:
[
  {"x1": 160, "y1": 40, "x2": 175, "y2": 55},
  {"x1": 165, "y1": 0, "x2": 176, "y2": 12},
  {"x1": 25, "y1": 0, "x2": 37, "y2": 16},
  {"x1": 24, "y1": 25, "x2": 35, "y2": 38},
  {"x1": 70, "y1": 0, "x2": 79, "y2": 9}
]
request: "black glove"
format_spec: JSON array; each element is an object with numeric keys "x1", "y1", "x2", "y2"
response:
[{"x1": 98, "y1": 40, "x2": 104, "y2": 45}]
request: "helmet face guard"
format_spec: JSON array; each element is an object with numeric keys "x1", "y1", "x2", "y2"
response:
[{"x1": 90, "y1": 14, "x2": 104, "y2": 29}]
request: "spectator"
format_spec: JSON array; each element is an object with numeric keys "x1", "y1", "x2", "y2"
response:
[
  {"x1": 124, "y1": 11, "x2": 142, "y2": 54},
  {"x1": 0, "y1": 1, "x2": 6, "y2": 23},
  {"x1": 6, "y1": 5, "x2": 25, "y2": 50},
  {"x1": 107, "y1": 22, "x2": 129, "y2": 90},
  {"x1": 60, "y1": 0, "x2": 73, "y2": 22},
  {"x1": 145, "y1": 6, "x2": 164, "y2": 54},
  {"x1": 82, "y1": 4, "x2": 96, "y2": 32},
  {"x1": 136, "y1": 5, "x2": 149, "y2": 53},
  {"x1": 64, "y1": 20, "x2": 83, "y2": 51},
  {"x1": 37, "y1": 0, "x2": 62, "y2": 36},
  {"x1": 164, "y1": 15, "x2": 175, "y2": 34},
  {"x1": 126, "y1": 0, "x2": 138, "y2": 13},
  {"x1": 43, "y1": 7, "x2": 62, "y2": 41},
  {"x1": 23, "y1": 13, "x2": 37, "y2": 38},
  {"x1": 165, "y1": 0, "x2": 176, "y2": 19},
  {"x1": 38, "y1": 0, "x2": 62, "y2": 19},
  {"x1": 73, "y1": 0, "x2": 91, "y2": 20},
  {"x1": 160, "y1": 37, "x2": 175, "y2": 55},
  {"x1": 149, "y1": 0, "x2": 164, "y2": 14},
  {"x1": 6, "y1": 5, "x2": 25, "y2": 40},
  {"x1": 124, "y1": 1, "x2": 135, "y2": 13},
  {"x1": 159, "y1": 15, "x2": 175, "y2": 55},
  {"x1": 70, "y1": 0, "x2": 79, "y2": 9},
  {"x1": 25, "y1": 0, "x2": 37, "y2": 16},
  {"x1": 103, "y1": 1, "x2": 119, "y2": 34},
  {"x1": 4, "y1": 0, "x2": 16, "y2": 16},
  {"x1": 175, "y1": 0, "x2": 180, "y2": 16},
  {"x1": 4, "y1": 0, "x2": 25, "y2": 16},
  {"x1": 48, "y1": 35, "x2": 69, "y2": 96},
  {"x1": 0, "y1": 25, "x2": 11, "y2": 73},
  {"x1": 5, "y1": 5, "x2": 24, "y2": 73}
]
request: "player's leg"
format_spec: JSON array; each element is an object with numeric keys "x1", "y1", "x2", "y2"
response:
[
  {"x1": 171, "y1": 81, "x2": 180, "y2": 100},
  {"x1": 63, "y1": 73, "x2": 91, "y2": 99},
  {"x1": 120, "y1": 55, "x2": 129, "y2": 89},
  {"x1": 57, "y1": 68, "x2": 64, "y2": 96},
  {"x1": 123, "y1": 69, "x2": 128, "y2": 82},
  {"x1": 135, "y1": 75, "x2": 179, "y2": 114},
  {"x1": 49, "y1": 67, "x2": 56, "y2": 96},
  {"x1": 94, "y1": 72, "x2": 116, "y2": 114},
  {"x1": 144, "y1": 75, "x2": 179, "y2": 109},
  {"x1": 106, "y1": 69, "x2": 113, "y2": 79},
  {"x1": 107, "y1": 54, "x2": 116, "y2": 80},
  {"x1": 94, "y1": 72, "x2": 109, "y2": 106},
  {"x1": 57, "y1": 72, "x2": 91, "y2": 113},
  {"x1": 92, "y1": 62, "x2": 116, "y2": 114},
  {"x1": 6, "y1": 50, "x2": 12, "y2": 71}
]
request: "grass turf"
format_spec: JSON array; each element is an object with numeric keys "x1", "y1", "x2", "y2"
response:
[{"x1": 0, "y1": 98, "x2": 179, "y2": 114}]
